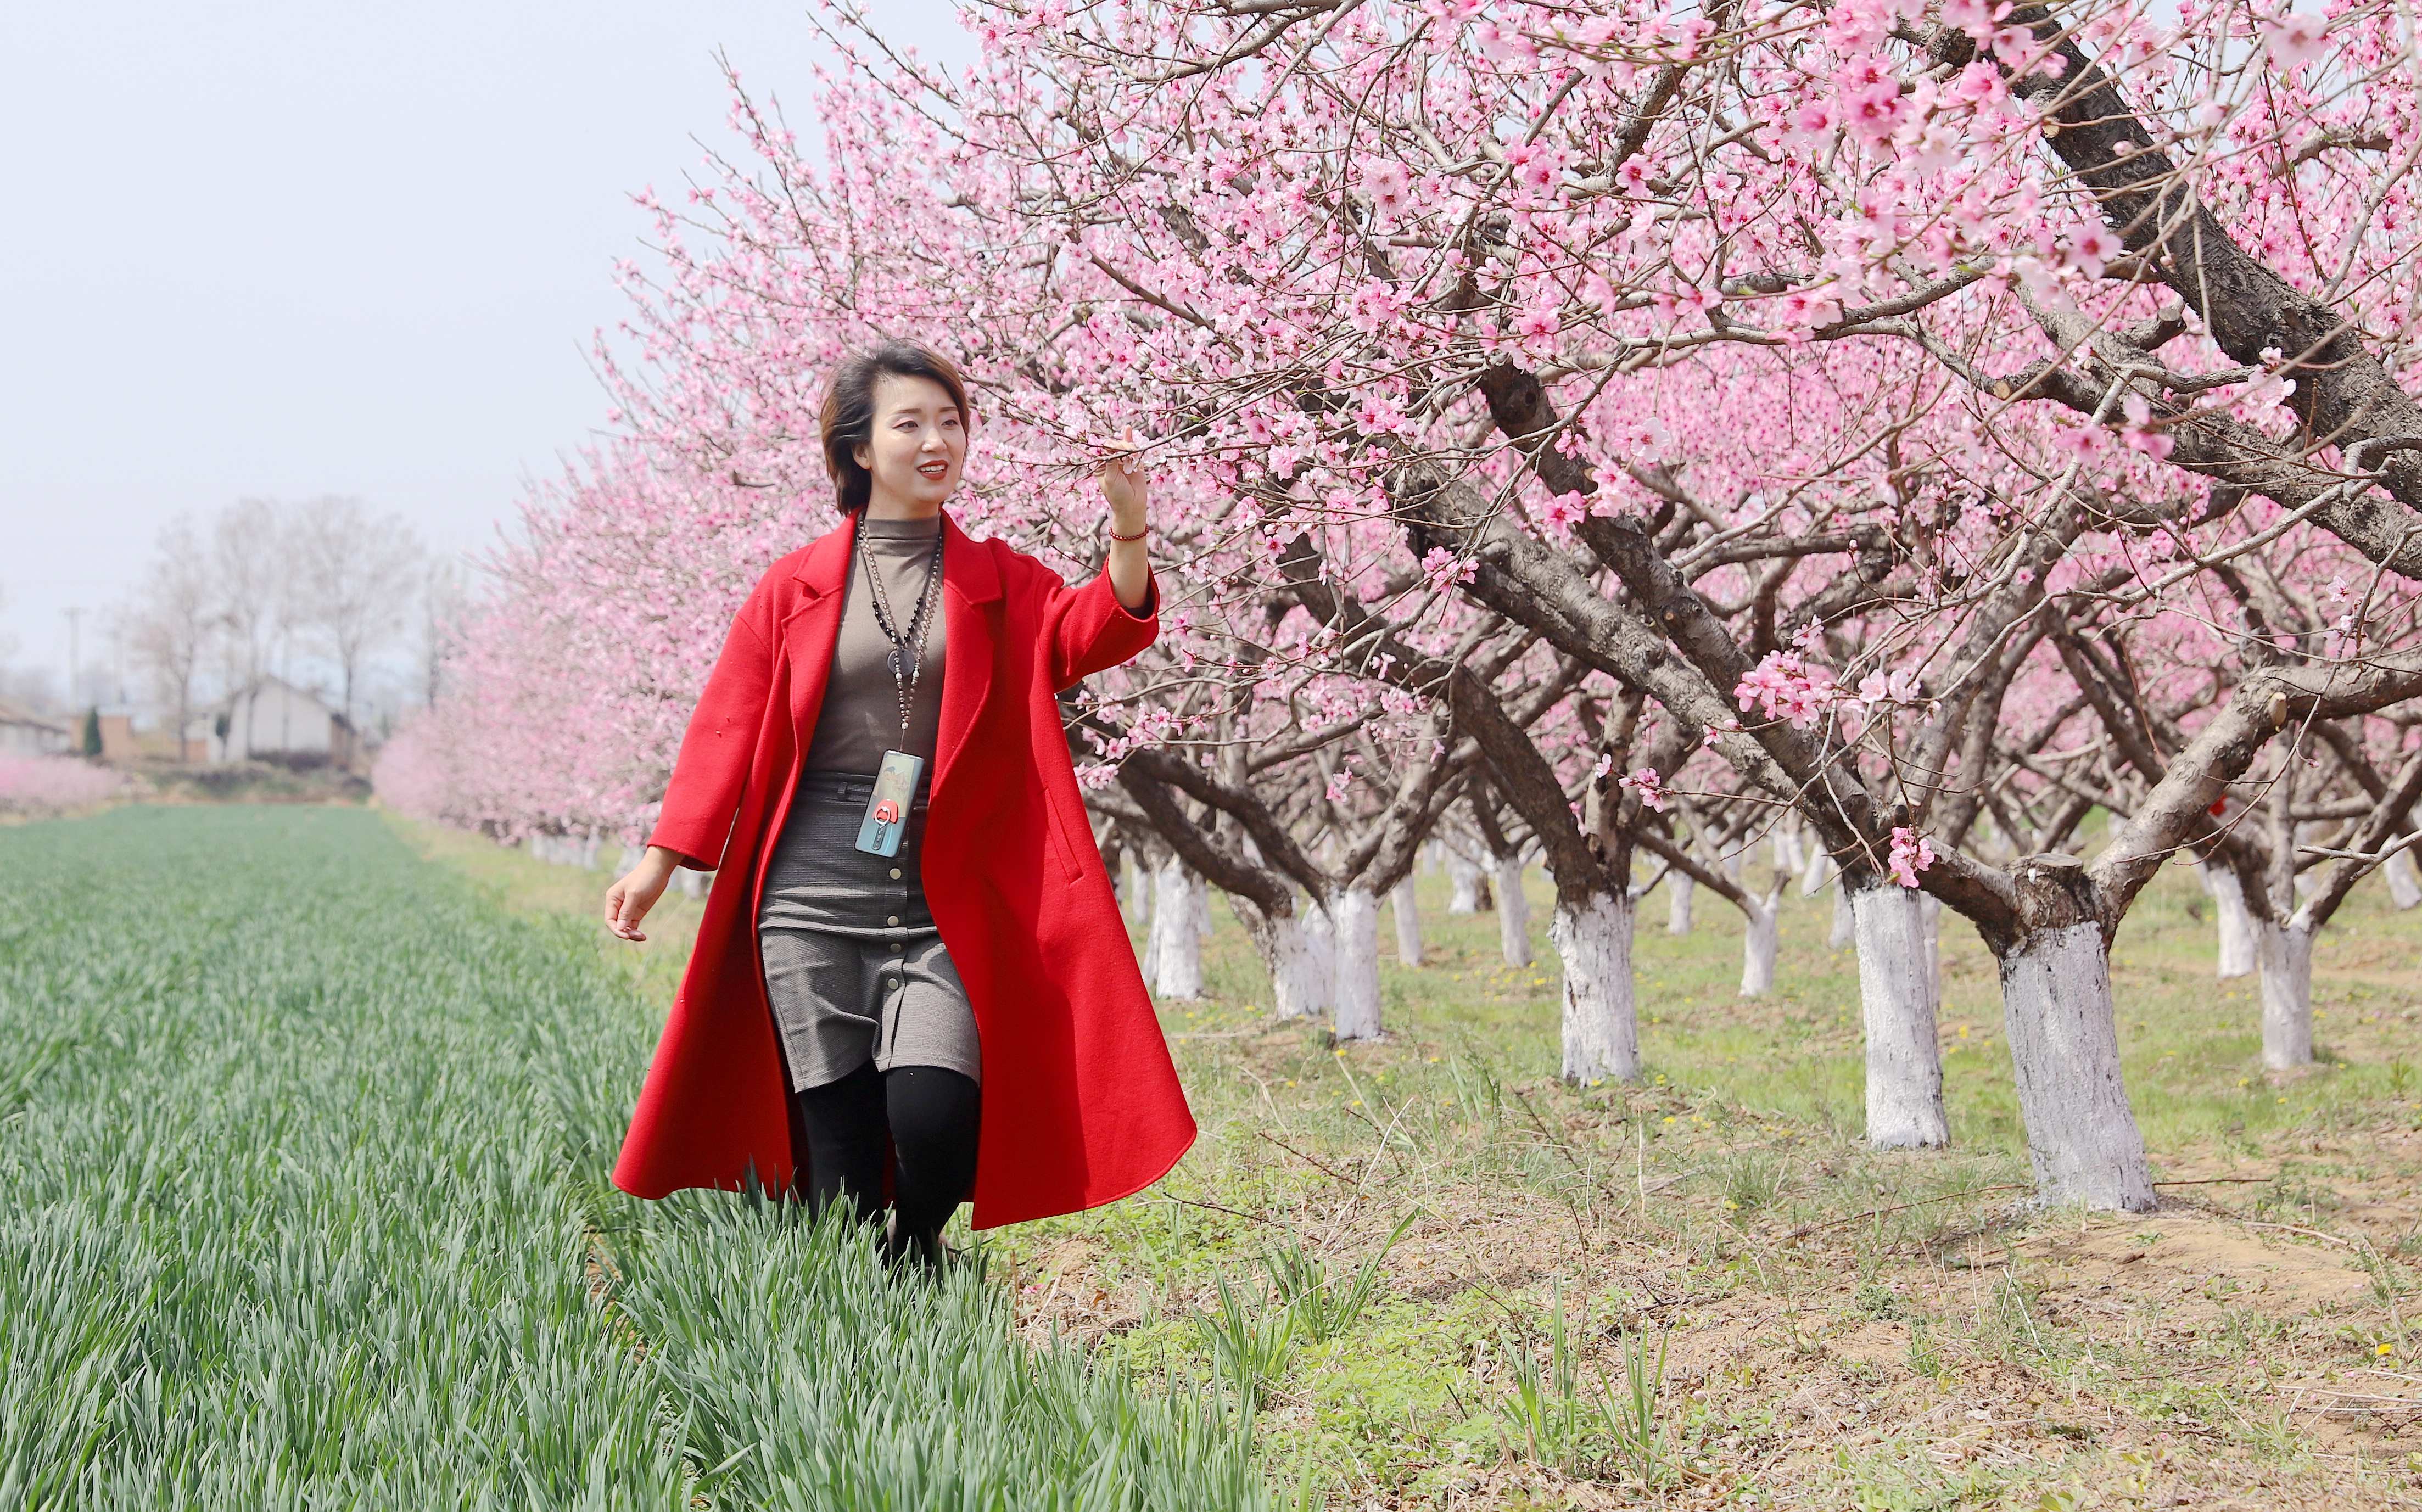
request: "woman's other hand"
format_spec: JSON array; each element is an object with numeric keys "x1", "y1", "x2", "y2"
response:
[
  {"x1": 605, "y1": 847, "x2": 684, "y2": 942},
  {"x1": 1095, "y1": 430, "x2": 1149, "y2": 527},
  {"x1": 1096, "y1": 431, "x2": 1153, "y2": 613}
]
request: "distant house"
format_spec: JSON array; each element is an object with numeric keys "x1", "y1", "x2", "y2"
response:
[
  {"x1": 187, "y1": 676, "x2": 359, "y2": 768},
  {"x1": 93, "y1": 705, "x2": 204, "y2": 764},
  {"x1": 0, "y1": 698, "x2": 74, "y2": 758}
]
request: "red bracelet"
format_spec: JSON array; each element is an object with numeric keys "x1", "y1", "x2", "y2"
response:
[{"x1": 1108, "y1": 522, "x2": 1149, "y2": 542}]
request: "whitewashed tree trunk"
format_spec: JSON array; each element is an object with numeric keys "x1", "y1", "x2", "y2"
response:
[
  {"x1": 1239, "y1": 901, "x2": 1325, "y2": 1020},
  {"x1": 1149, "y1": 855, "x2": 1206, "y2": 1000},
  {"x1": 1304, "y1": 900, "x2": 1337, "y2": 1016},
  {"x1": 1445, "y1": 849, "x2": 1487, "y2": 914},
  {"x1": 1997, "y1": 923, "x2": 2155, "y2": 1211},
  {"x1": 1422, "y1": 839, "x2": 1444, "y2": 877},
  {"x1": 1329, "y1": 887, "x2": 1384, "y2": 1041},
  {"x1": 2256, "y1": 916, "x2": 2316, "y2": 1069},
  {"x1": 1800, "y1": 844, "x2": 1833, "y2": 898},
  {"x1": 1191, "y1": 871, "x2": 1213, "y2": 946},
  {"x1": 1495, "y1": 855, "x2": 1533, "y2": 966},
  {"x1": 1830, "y1": 886, "x2": 1855, "y2": 950},
  {"x1": 2386, "y1": 849, "x2": 2422, "y2": 910},
  {"x1": 2202, "y1": 862, "x2": 2256, "y2": 979},
  {"x1": 1738, "y1": 886, "x2": 1783, "y2": 998},
  {"x1": 679, "y1": 868, "x2": 712, "y2": 900},
  {"x1": 1390, "y1": 877, "x2": 1423, "y2": 964},
  {"x1": 1666, "y1": 872, "x2": 1694, "y2": 936},
  {"x1": 1920, "y1": 893, "x2": 1943, "y2": 1009},
  {"x1": 1850, "y1": 881, "x2": 1949, "y2": 1150},
  {"x1": 1554, "y1": 891, "x2": 1640, "y2": 1083},
  {"x1": 618, "y1": 844, "x2": 645, "y2": 875},
  {"x1": 1120, "y1": 849, "x2": 1149, "y2": 925}
]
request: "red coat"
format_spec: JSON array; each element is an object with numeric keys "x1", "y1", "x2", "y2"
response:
[{"x1": 611, "y1": 508, "x2": 1195, "y2": 1228}]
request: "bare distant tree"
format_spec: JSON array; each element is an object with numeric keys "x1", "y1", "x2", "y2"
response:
[
  {"x1": 417, "y1": 556, "x2": 469, "y2": 709},
  {"x1": 291, "y1": 496, "x2": 422, "y2": 732},
  {"x1": 124, "y1": 516, "x2": 216, "y2": 761},
  {"x1": 211, "y1": 498, "x2": 287, "y2": 753}
]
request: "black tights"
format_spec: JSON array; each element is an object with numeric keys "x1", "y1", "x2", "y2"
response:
[{"x1": 788, "y1": 1061, "x2": 980, "y2": 1267}]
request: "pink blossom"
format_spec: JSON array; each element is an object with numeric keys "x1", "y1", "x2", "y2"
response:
[
  {"x1": 2263, "y1": 13, "x2": 2329, "y2": 70},
  {"x1": 1618, "y1": 768, "x2": 1669, "y2": 811},
  {"x1": 1422, "y1": 546, "x2": 1478, "y2": 590},
  {"x1": 1888, "y1": 827, "x2": 1936, "y2": 888}
]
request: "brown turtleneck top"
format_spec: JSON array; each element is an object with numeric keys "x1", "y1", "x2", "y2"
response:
[{"x1": 803, "y1": 512, "x2": 948, "y2": 789}]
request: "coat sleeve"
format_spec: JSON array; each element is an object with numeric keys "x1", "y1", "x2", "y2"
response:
[
  {"x1": 1031, "y1": 549, "x2": 1161, "y2": 691},
  {"x1": 646, "y1": 591, "x2": 775, "y2": 871}
]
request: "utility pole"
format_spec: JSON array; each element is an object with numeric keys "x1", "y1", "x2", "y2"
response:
[{"x1": 64, "y1": 606, "x2": 83, "y2": 710}]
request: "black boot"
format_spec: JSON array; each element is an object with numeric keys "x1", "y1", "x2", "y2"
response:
[{"x1": 881, "y1": 1211, "x2": 944, "y2": 1275}]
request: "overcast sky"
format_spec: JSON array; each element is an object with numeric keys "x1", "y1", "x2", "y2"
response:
[{"x1": 0, "y1": 1, "x2": 969, "y2": 699}]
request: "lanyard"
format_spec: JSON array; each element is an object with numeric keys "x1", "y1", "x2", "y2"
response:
[{"x1": 855, "y1": 523, "x2": 945, "y2": 745}]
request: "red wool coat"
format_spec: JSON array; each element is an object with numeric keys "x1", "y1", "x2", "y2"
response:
[{"x1": 611, "y1": 508, "x2": 1196, "y2": 1229}]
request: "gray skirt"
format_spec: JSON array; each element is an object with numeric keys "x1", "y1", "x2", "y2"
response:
[{"x1": 756, "y1": 770, "x2": 982, "y2": 1091}]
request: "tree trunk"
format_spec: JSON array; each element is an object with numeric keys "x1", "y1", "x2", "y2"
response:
[
  {"x1": 1305, "y1": 900, "x2": 1336, "y2": 1015},
  {"x1": 1850, "y1": 880, "x2": 1949, "y2": 1150},
  {"x1": 1555, "y1": 890, "x2": 1640, "y2": 1083},
  {"x1": 1330, "y1": 886, "x2": 1384, "y2": 1041},
  {"x1": 1800, "y1": 843, "x2": 1833, "y2": 898},
  {"x1": 1738, "y1": 886, "x2": 1782, "y2": 998},
  {"x1": 1666, "y1": 872, "x2": 1694, "y2": 935},
  {"x1": 1240, "y1": 898, "x2": 1325, "y2": 1021},
  {"x1": 1445, "y1": 848, "x2": 1489, "y2": 914},
  {"x1": 2386, "y1": 849, "x2": 2422, "y2": 911},
  {"x1": 1121, "y1": 849, "x2": 1149, "y2": 926},
  {"x1": 1192, "y1": 870, "x2": 1213, "y2": 945},
  {"x1": 1996, "y1": 920, "x2": 2155, "y2": 1211},
  {"x1": 2256, "y1": 916, "x2": 2316, "y2": 1070},
  {"x1": 2202, "y1": 861, "x2": 2257, "y2": 979},
  {"x1": 1149, "y1": 854, "x2": 1206, "y2": 1000},
  {"x1": 1496, "y1": 854, "x2": 1532, "y2": 966},
  {"x1": 1921, "y1": 893, "x2": 1943, "y2": 1009},
  {"x1": 679, "y1": 868, "x2": 712, "y2": 900},
  {"x1": 1830, "y1": 885, "x2": 1854, "y2": 950},
  {"x1": 1390, "y1": 876, "x2": 1423, "y2": 964}
]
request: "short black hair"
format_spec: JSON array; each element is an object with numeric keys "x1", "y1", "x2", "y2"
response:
[{"x1": 818, "y1": 340, "x2": 973, "y2": 514}]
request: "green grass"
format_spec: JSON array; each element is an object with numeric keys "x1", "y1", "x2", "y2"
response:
[
  {"x1": 393, "y1": 810, "x2": 2422, "y2": 1508},
  {"x1": 0, "y1": 805, "x2": 1264, "y2": 1509}
]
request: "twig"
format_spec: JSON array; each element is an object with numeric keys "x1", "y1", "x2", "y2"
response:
[
  {"x1": 2238, "y1": 1218, "x2": 2357, "y2": 1248},
  {"x1": 2152, "y1": 1175, "x2": 2279, "y2": 1188},
  {"x1": 1256, "y1": 1129, "x2": 1358, "y2": 1188},
  {"x1": 1781, "y1": 1184, "x2": 2034, "y2": 1240},
  {"x1": 1508, "y1": 1086, "x2": 1629, "y2": 1212},
  {"x1": 1159, "y1": 1194, "x2": 1285, "y2": 1228}
]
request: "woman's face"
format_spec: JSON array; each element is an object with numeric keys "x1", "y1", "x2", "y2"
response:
[{"x1": 853, "y1": 373, "x2": 966, "y2": 512}]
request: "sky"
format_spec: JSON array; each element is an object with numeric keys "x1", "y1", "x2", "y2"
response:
[{"x1": 0, "y1": 1, "x2": 970, "y2": 705}]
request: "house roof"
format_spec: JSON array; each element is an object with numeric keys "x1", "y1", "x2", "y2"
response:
[
  {"x1": 210, "y1": 674, "x2": 343, "y2": 718},
  {"x1": 0, "y1": 697, "x2": 72, "y2": 732}
]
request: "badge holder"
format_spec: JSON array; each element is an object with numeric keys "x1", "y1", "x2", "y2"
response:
[{"x1": 854, "y1": 750, "x2": 924, "y2": 856}]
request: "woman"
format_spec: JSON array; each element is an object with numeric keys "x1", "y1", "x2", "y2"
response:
[{"x1": 600, "y1": 339, "x2": 1193, "y2": 1269}]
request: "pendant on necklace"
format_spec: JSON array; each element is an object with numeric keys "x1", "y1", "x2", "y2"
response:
[{"x1": 854, "y1": 749, "x2": 924, "y2": 856}]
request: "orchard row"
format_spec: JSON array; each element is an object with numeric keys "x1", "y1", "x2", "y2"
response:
[{"x1": 379, "y1": 1, "x2": 2422, "y2": 1213}]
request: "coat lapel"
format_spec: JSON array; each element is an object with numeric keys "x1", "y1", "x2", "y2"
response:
[
  {"x1": 782, "y1": 512, "x2": 858, "y2": 732},
  {"x1": 779, "y1": 508, "x2": 1000, "y2": 803},
  {"x1": 933, "y1": 511, "x2": 1001, "y2": 805}
]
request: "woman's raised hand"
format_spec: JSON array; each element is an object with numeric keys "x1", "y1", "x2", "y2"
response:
[
  {"x1": 604, "y1": 847, "x2": 681, "y2": 942},
  {"x1": 1095, "y1": 431, "x2": 1150, "y2": 528}
]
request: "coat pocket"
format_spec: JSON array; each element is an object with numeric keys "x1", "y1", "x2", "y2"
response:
[{"x1": 1041, "y1": 791, "x2": 1090, "y2": 885}]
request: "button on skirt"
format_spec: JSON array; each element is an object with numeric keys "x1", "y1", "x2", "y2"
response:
[{"x1": 755, "y1": 770, "x2": 982, "y2": 1091}]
